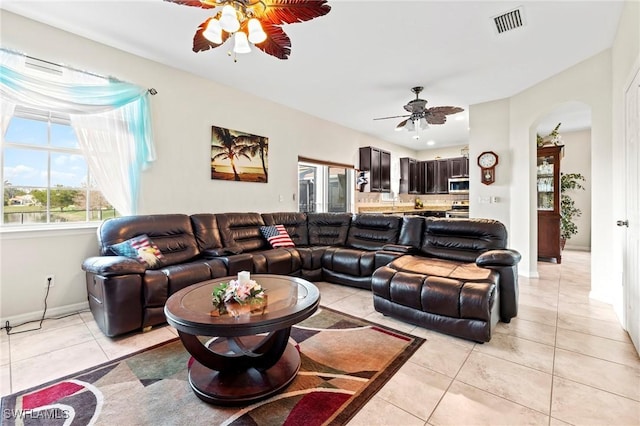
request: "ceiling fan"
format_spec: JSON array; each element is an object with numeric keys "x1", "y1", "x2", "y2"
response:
[{"x1": 374, "y1": 87, "x2": 464, "y2": 138}]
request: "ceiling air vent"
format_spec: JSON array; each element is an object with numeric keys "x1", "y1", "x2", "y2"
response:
[{"x1": 493, "y1": 7, "x2": 525, "y2": 34}]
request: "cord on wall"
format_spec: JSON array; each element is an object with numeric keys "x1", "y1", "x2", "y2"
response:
[{"x1": 0, "y1": 277, "x2": 88, "y2": 336}]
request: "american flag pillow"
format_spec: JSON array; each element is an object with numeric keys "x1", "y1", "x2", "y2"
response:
[
  {"x1": 260, "y1": 225, "x2": 295, "y2": 248},
  {"x1": 110, "y1": 234, "x2": 164, "y2": 268}
]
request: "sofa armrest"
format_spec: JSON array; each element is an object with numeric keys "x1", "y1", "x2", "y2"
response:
[
  {"x1": 381, "y1": 244, "x2": 416, "y2": 254},
  {"x1": 82, "y1": 256, "x2": 146, "y2": 276},
  {"x1": 476, "y1": 249, "x2": 522, "y2": 268}
]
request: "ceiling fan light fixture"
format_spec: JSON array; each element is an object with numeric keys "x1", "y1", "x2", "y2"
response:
[
  {"x1": 247, "y1": 18, "x2": 267, "y2": 44},
  {"x1": 233, "y1": 31, "x2": 251, "y2": 54},
  {"x1": 220, "y1": 4, "x2": 241, "y2": 33},
  {"x1": 203, "y1": 18, "x2": 223, "y2": 44},
  {"x1": 372, "y1": 86, "x2": 465, "y2": 139},
  {"x1": 405, "y1": 120, "x2": 416, "y2": 131},
  {"x1": 167, "y1": 0, "x2": 331, "y2": 60}
]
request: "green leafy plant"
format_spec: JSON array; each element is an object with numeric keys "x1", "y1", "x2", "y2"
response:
[{"x1": 560, "y1": 173, "x2": 586, "y2": 243}]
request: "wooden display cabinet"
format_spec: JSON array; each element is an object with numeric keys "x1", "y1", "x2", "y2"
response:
[{"x1": 537, "y1": 145, "x2": 563, "y2": 263}]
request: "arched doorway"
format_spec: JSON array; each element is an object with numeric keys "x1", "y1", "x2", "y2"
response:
[{"x1": 533, "y1": 101, "x2": 592, "y2": 262}]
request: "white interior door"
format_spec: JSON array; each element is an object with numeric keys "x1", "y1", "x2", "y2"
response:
[{"x1": 622, "y1": 67, "x2": 640, "y2": 354}]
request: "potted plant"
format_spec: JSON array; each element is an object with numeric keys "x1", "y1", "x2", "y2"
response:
[{"x1": 560, "y1": 172, "x2": 586, "y2": 249}]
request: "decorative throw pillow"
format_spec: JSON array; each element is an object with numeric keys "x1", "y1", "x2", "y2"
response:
[
  {"x1": 110, "y1": 234, "x2": 164, "y2": 268},
  {"x1": 260, "y1": 225, "x2": 295, "y2": 248}
]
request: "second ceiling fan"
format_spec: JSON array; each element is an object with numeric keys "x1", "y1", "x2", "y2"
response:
[{"x1": 374, "y1": 86, "x2": 464, "y2": 139}]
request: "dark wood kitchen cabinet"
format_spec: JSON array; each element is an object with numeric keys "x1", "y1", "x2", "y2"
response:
[
  {"x1": 400, "y1": 157, "x2": 420, "y2": 194},
  {"x1": 449, "y1": 156, "x2": 469, "y2": 177},
  {"x1": 420, "y1": 159, "x2": 449, "y2": 194},
  {"x1": 360, "y1": 147, "x2": 391, "y2": 192}
]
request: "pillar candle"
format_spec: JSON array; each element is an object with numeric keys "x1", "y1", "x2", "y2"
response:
[{"x1": 238, "y1": 271, "x2": 250, "y2": 284}]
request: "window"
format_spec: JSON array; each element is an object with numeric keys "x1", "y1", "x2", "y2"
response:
[
  {"x1": 1, "y1": 106, "x2": 116, "y2": 226},
  {"x1": 298, "y1": 159, "x2": 354, "y2": 213}
]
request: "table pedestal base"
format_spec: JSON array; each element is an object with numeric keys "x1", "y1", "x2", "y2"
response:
[{"x1": 188, "y1": 339, "x2": 300, "y2": 406}]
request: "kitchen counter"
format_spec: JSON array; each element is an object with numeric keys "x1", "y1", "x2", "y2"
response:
[{"x1": 357, "y1": 205, "x2": 451, "y2": 214}]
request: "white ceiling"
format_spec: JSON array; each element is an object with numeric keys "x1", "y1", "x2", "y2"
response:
[{"x1": 0, "y1": 0, "x2": 623, "y2": 151}]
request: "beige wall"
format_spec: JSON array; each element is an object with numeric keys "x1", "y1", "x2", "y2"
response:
[
  {"x1": 468, "y1": 0, "x2": 639, "y2": 316},
  {"x1": 560, "y1": 129, "x2": 592, "y2": 251},
  {"x1": 468, "y1": 98, "x2": 512, "y2": 231},
  {"x1": 610, "y1": 0, "x2": 639, "y2": 317}
]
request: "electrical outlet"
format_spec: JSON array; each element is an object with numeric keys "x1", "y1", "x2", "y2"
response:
[{"x1": 45, "y1": 275, "x2": 55, "y2": 288}]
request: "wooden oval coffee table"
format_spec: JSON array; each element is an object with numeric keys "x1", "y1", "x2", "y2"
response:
[{"x1": 164, "y1": 274, "x2": 320, "y2": 405}]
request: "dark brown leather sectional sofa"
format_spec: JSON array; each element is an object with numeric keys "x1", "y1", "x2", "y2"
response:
[{"x1": 82, "y1": 212, "x2": 521, "y2": 342}]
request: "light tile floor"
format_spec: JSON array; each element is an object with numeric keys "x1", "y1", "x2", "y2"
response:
[{"x1": 1, "y1": 250, "x2": 638, "y2": 425}]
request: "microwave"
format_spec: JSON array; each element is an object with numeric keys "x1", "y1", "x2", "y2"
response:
[{"x1": 448, "y1": 177, "x2": 469, "y2": 194}]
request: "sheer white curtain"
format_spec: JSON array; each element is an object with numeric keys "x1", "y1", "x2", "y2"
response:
[
  {"x1": 0, "y1": 50, "x2": 25, "y2": 136},
  {"x1": 0, "y1": 49, "x2": 155, "y2": 215},
  {"x1": 67, "y1": 69, "x2": 155, "y2": 215}
]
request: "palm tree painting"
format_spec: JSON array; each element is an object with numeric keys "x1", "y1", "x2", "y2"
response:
[{"x1": 211, "y1": 126, "x2": 268, "y2": 183}]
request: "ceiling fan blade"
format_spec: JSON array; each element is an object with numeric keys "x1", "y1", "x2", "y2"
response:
[
  {"x1": 373, "y1": 114, "x2": 410, "y2": 121},
  {"x1": 395, "y1": 118, "x2": 409, "y2": 129},
  {"x1": 427, "y1": 106, "x2": 465, "y2": 116},
  {"x1": 164, "y1": 0, "x2": 215, "y2": 9},
  {"x1": 260, "y1": 0, "x2": 332, "y2": 25},
  {"x1": 425, "y1": 113, "x2": 447, "y2": 125},
  {"x1": 253, "y1": 22, "x2": 292, "y2": 60}
]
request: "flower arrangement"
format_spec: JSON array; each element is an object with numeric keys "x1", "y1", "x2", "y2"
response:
[{"x1": 211, "y1": 271, "x2": 266, "y2": 316}]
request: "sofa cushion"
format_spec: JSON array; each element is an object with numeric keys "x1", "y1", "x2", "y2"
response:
[
  {"x1": 346, "y1": 214, "x2": 401, "y2": 250},
  {"x1": 190, "y1": 213, "x2": 224, "y2": 250},
  {"x1": 262, "y1": 212, "x2": 309, "y2": 246},
  {"x1": 398, "y1": 215, "x2": 424, "y2": 249},
  {"x1": 98, "y1": 214, "x2": 200, "y2": 266},
  {"x1": 110, "y1": 234, "x2": 164, "y2": 269},
  {"x1": 307, "y1": 213, "x2": 351, "y2": 246},
  {"x1": 216, "y1": 213, "x2": 269, "y2": 253},
  {"x1": 421, "y1": 218, "x2": 507, "y2": 262},
  {"x1": 388, "y1": 255, "x2": 496, "y2": 283},
  {"x1": 260, "y1": 225, "x2": 295, "y2": 248},
  {"x1": 251, "y1": 248, "x2": 302, "y2": 275}
]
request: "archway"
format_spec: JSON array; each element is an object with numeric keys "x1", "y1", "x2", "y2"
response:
[{"x1": 531, "y1": 101, "x2": 592, "y2": 264}]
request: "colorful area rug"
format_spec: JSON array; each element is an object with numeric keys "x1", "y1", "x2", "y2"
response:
[{"x1": 1, "y1": 307, "x2": 424, "y2": 425}]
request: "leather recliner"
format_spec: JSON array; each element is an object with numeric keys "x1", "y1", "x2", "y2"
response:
[{"x1": 371, "y1": 218, "x2": 521, "y2": 342}]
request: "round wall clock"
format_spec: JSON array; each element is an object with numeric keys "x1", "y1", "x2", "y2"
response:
[{"x1": 477, "y1": 151, "x2": 499, "y2": 185}]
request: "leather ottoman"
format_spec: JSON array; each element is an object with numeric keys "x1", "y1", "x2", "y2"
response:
[{"x1": 371, "y1": 256, "x2": 499, "y2": 342}]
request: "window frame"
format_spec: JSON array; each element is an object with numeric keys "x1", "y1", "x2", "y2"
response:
[
  {"x1": 1, "y1": 106, "x2": 115, "y2": 228},
  {"x1": 297, "y1": 157, "x2": 355, "y2": 214}
]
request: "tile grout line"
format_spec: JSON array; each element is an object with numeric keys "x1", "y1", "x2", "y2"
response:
[
  {"x1": 424, "y1": 341, "x2": 477, "y2": 425},
  {"x1": 548, "y1": 256, "x2": 563, "y2": 425}
]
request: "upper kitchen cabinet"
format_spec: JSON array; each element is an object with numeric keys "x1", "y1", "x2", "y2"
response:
[
  {"x1": 421, "y1": 159, "x2": 449, "y2": 194},
  {"x1": 449, "y1": 156, "x2": 469, "y2": 177},
  {"x1": 360, "y1": 147, "x2": 391, "y2": 192},
  {"x1": 399, "y1": 157, "x2": 420, "y2": 194}
]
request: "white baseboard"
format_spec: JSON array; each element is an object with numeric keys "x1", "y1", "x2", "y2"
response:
[
  {"x1": 564, "y1": 245, "x2": 591, "y2": 252},
  {"x1": 1, "y1": 301, "x2": 90, "y2": 328}
]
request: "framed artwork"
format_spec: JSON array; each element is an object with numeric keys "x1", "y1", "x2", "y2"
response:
[{"x1": 211, "y1": 126, "x2": 268, "y2": 183}]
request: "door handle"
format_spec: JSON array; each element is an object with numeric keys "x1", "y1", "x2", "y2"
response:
[{"x1": 617, "y1": 220, "x2": 629, "y2": 227}]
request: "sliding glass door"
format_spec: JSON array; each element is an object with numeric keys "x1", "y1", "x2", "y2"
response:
[{"x1": 298, "y1": 161, "x2": 353, "y2": 213}]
